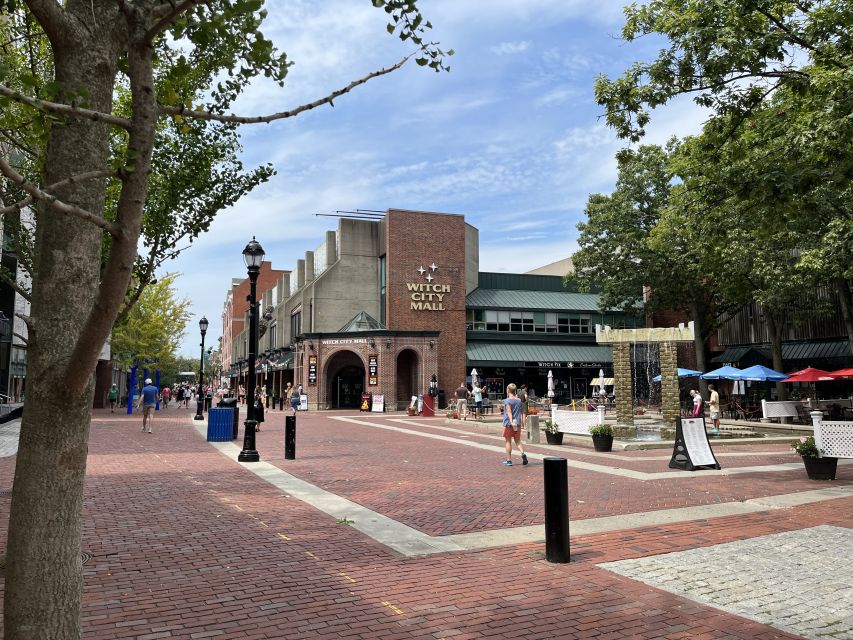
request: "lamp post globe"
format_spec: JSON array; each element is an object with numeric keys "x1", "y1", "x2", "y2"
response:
[
  {"x1": 193, "y1": 316, "x2": 209, "y2": 420},
  {"x1": 239, "y1": 237, "x2": 265, "y2": 462}
]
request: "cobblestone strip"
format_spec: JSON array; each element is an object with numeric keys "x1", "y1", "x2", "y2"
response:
[
  {"x1": 0, "y1": 420, "x2": 20, "y2": 458},
  {"x1": 601, "y1": 525, "x2": 853, "y2": 639}
]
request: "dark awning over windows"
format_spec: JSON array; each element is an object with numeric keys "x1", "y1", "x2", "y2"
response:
[
  {"x1": 711, "y1": 340, "x2": 852, "y2": 366},
  {"x1": 467, "y1": 342, "x2": 612, "y2": 366}
]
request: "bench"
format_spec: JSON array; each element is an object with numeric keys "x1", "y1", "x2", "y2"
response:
[
  {"x1": 811, "y1": 412, "x2": 853, "y2": 460},
  {"x1": 480, "y1": 400, "x2": 496, "y2": 415}
]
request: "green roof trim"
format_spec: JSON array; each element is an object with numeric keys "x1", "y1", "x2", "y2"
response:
[
  {"x1": 467, "y1": 341, "x2": 613, "y2": 365},
  {"x1": 466, "y1": 288, "x2": 602, "y2": 312},
  {"x1": 477, "y1": 272, "x2": 573, "y2": 292}
]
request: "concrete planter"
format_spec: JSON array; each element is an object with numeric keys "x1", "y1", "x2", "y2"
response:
[{"x1": 802, "y1": 456, "x2": 838, "y2": 480}]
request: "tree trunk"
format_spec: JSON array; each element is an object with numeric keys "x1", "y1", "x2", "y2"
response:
[
  {"x1": 765, "y1": 310, "x2": 787, "y2": 401},
  {"x1": 689, "y1": 299, "x2": 709, "y2": 395},
  {"x1": 4, "y1": 37, "x2": 120, "y2": 639},
  {"x1": 835, "y1": 277, "x2": 853, "y2": 358}
]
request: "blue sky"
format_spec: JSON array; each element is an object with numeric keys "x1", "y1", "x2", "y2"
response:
[{"x1": 171, "y1": 0, "x2": 708, "y2": 357}]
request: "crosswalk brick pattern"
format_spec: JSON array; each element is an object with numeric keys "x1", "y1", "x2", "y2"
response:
[{"x1": 0, "y1": 405, "x2": 850, "y2": 639}]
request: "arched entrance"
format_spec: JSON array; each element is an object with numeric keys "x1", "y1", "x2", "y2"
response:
[
  {"x1": 396, "y1": 349, "x2": 419, "y2": 409},
  {"x1": 325, "y1": 350, "x2": 365, "y2": 409}
]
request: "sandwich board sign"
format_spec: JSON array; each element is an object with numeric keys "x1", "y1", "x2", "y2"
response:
[{"x1": 668, "y1": 417, "x2": 721, "y2": 471}]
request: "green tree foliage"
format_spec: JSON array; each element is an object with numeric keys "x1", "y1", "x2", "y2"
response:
[
  {"x1": 110, "y1": 273, "x2": 191, "y2": 370},
  {"x1": 595, "y1": 0, "x2": 852, "y2": 143},
  {"x1": 570, "y1": 143, "x2": 734, "y2": 375},
  {"x1": 588, "y1": 0, "x2": 853, "y2": 364}
]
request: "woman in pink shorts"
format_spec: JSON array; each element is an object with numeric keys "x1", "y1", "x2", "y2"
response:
[{"x1": 502, "y1": 383, "x2": 528, "y2": 466}]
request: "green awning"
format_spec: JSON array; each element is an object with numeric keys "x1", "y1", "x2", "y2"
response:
[{"x1": 467, "y1": 342, "x2": 612, "y2": 366}]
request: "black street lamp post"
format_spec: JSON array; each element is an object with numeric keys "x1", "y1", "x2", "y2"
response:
[
  {"x1": 194, "y1": 316, "x2": 209, "y2": 420},
  {"x1": 238, "y1": 237, "x2": 264, "y2": 462}
]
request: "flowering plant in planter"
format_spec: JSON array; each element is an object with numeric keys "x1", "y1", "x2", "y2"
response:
[
  {"x1": 790, "y1": 436, "x2": 822, "y2": 458},
  {"x1": 589, "y1": 424, "x2": 614, "y2": 437},
  {"x1": 543, "y1": 418, "x2": 560, "y2": 434}
]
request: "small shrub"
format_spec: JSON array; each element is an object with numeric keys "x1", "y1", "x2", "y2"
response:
[{"x1": 589, "y1": 424, "x2": 614, "y2": 437}]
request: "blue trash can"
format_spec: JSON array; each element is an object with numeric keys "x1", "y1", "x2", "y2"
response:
[{"x1": 207, "y1": 408, "x2": 234, "y2": 442}]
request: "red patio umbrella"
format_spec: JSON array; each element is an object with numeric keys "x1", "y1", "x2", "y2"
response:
[
  {"x1": 828, "y1": 368, "x2": 853, "y2": 379},
  {"x1": 782, "y1": 367, "x2": 837, "y2": 382}
]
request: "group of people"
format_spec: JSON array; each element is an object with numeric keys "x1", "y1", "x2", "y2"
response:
[
  {"x1": 106, "y1": 381, "x2": 199, "y2": 413},
  {"x1": 689, "y1": 384, "x2": 721, "y2": 432}
]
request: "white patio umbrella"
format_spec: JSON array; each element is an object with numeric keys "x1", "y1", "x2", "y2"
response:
[
  {"x1": 470, "y1": 368, "x2": 478, "y2": 386},
  {"x1": 547, "y1": 370, "x2": 555, "y2": 398}
]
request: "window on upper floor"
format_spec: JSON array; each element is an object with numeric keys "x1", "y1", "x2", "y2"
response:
[
  {"x1": 290, "y1": 310, "x2": 301, "y2": 342},
  {"x1": 466, "y1": 309, "x2": 593, "y2": 334}
]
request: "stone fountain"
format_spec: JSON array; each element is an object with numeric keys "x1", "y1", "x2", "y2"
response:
[{"x1": 595, "y1": 322, "x2": 695, "y2": 428}]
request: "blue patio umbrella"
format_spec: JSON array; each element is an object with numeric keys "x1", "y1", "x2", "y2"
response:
[
  {"x1": 701, "y1": 365, "x2": 745, "y2": 380},
  {"x1": 738, "y1": 364, "x2": 788, "y2": 382},
  {"x1": 652, "y1": 368, "x2": 704, "y2": 383}
]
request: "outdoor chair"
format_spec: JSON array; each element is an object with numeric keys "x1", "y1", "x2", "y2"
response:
[{"x1": 731, "y1": 398, "x2": 761, "y2": 421}]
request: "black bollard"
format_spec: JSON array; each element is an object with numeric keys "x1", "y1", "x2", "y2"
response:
[
  {"x1": 543, "y1": 457, "x2": 570, "y2": 563},
  {"x1": 284, "y1": 414, "x2": 296, "y2": 460}
]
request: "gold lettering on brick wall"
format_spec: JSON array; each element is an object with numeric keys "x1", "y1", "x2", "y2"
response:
[{"x1": 406, "y1": 282, "x2": 450, "y2": 311}]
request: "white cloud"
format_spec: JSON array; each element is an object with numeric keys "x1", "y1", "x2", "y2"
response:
[{"x1": 490, "y1": 41, "x2": 531, "y2": 56}]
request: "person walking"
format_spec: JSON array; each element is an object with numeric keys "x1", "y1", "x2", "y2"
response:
[
  {"x1": 502, "y1": 383, "x2": 528, "y2": 466},
  {"x1": 289, "y1": 382, "x2": 300, "y2": 414},
  {"x1": 254, "y1": 391, "x2": 265, "y2": 431},
  {"x1": 162, "y1": 385, "x2": 171, "y2": 408},
  {"x1": 471, "y1": 381, "x2": 484, "y2": 420},
  {"x1": 136, "y1": 378, "x2": 159, "y2": 433},
  {"x1": 690, "y1": 389, "x2": 703, "y2": 417},
  {"x1": 108, "y1": 383, "x2": 119, "y2": 413},
  {"x1": 454, "y1": 382, "x2": 470, "y2": 420},
  {"x1": 518, "y1": 384, "x2": 529, "y2": 422},
  {"x1": 707, "y1": 384, "x2": 721, "y2": 432}
]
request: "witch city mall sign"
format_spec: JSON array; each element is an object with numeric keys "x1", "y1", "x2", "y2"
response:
[{"x1": 407, "y1": 263, "x2": 449, "y2": 311}]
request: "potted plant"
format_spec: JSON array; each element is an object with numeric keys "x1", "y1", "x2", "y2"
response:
[
  {"x1": 407, "y1": 405, "x2": 418, "y2": 416},
  {"x1": 790, "y1": 436, "x2": 838, "y2": 480},
  {"x1": 543, "y1": 419, "x2": 563, "y2": 445},
  {"x1": 589, "y1": 424, "x2": 614, "y2": 452}
]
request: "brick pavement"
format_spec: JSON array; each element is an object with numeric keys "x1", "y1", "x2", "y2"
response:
[
  {"x1": 0, "y1": 405, "x2": 849, "y2": 639},
  {"x1": 252, "y1": 412, "x2": 852, "y2": 536}
]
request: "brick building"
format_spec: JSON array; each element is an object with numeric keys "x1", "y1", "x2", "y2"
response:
[{"x1": 225, "y1": 209, "x2": 639, "y2": 410}]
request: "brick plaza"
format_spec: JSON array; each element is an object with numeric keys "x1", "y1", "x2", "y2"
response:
[{"x1": 0, "y1": 405, "x2": 851, "y2": 639}]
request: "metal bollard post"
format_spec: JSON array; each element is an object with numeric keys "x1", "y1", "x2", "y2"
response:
[
  {"x1": 285, "y1": 414, "x2": 296, "y2": 460},
  {"x1": 543, "y1": 457, "x2": 570, "y2": 563}
]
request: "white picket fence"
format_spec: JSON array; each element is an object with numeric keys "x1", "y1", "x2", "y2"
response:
[{"x1": 551, "y1": 405, "x2": 605, "y2": 435}]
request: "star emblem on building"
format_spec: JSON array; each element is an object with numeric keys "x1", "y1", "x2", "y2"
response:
[
  {"x1": 429, "y1": 263, "x2": 437, "y2": 271},
  {"x1": 417, "y1": 266, "x2": 426, "y2": 275},
  {"x1": 426, "y1": 273, "x2": 434, "y2": 282}
]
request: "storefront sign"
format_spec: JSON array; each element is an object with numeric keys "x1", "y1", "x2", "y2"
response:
[
  {"x1": 407, "y1": 283, "x2": 450, "y2": 311},
  {"x1": 407, "y1": 264, "x2": 450, "y2": 311},
  {"x1": 524, "y1": 361, "x2": 604, "y2": 369},
  {"x1": 371, "y1": 394, "x2": 384, "y2": 412},
  {"x1": 321, "y1": 338, "x2": 369, "y2": 345},
  {"x1": 368, "y1": 354, "x2": 378, "y2": 386},
  {"x1": 308, "y1": 355, "x2": 317, "y2": 386}
]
